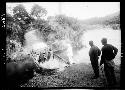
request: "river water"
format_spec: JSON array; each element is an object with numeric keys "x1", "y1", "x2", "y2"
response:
[{"x1": 73, "y1": 28, "x2": 121, "y2": 65}]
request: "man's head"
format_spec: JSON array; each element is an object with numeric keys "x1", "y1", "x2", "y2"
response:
[
  {"x1": 101, "y1": 38, "x2": 107, "y2": 45},
  {"x1": 89, "y1": 40, "x2": 94, "y2": 47}
]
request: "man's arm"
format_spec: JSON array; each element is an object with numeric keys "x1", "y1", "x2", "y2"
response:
[
  {"x1": 100, "y1": 55, "x2": 104, "y2": 66},
  {"x1": 97, "y1": 47, "x2": 101, "y2": 56},
  {"x1": 100, "y1": 47, "x2": 104, "y2": 66},
  {"x1": 89, "y1": 48, "x2": 92, "y2": 57},
  {"x1": 113, "y1": 45, "x2": 118, "y2": 55}
]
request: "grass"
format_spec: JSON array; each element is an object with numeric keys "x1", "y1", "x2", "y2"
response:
[{"x1": 20, "y1": 62, "x2": 120, "y2": 88}]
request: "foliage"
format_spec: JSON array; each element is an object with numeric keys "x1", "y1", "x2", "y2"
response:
[
  {"x1": 80, "y1": 11, "x2": 120, "y2": 30},
  {"x1": 6, "y1": 4, "x2": 35, "y2": 47},
  {"x1": 6, "y1": 13, "x2": 22, "y2": 42},
  {"x1": 47, "y1": 15, "x2": 85, "y2": 50},
  {"x1": 30, "y1": 4, "x2": 47, "y2": 19},
  {"x1": 13, "y1": 4, "x2": 29, "y2": 21},
  {"x1": 6, "y1": 4, "x2": 34, "y2": 62},
  {"x1": 6, "y1": 4, "x2": 51, "y2": 62},
  {"x1": 13, "y1": 4, "x2": 34, "y2": 30},
  {"x1": 104, "y1": 13, "x2": 120, "y2": 25},
  {"x1": 31, "y1": 19, "x2": 54, "y2": 42},
  {"x1": 6, "y1": 4, "x2": 85, "y2": 64}
]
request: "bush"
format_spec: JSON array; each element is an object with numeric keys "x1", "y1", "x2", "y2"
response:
[
  {"x1": 31, "y1": 19, "x2": 53, "y2": 42},
  {"x1": 47, "y1": 15, "x2": 85, "y2": 50}
]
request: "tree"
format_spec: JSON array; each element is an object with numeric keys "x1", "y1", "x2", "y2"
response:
[
  {"x1": 11, "y1": 4, "x2": 35, "y2": 45},
  {"x1": 6, "y1": 13, "x2": 20, "y2": 41},
  {"x1": 13, "y1": 4, "x2": 29, "y2": 22},
  {"x1": 31, "y1": 19, "x2": 53, "y2": 42},
  {"x1": 13, "y1": 4, "x2": 34, "y2": 30},
  {"x1": 30, "y1": 4, "x2": 47, "y2": 19},
  {"x1": 47, "y1": 15, "x2": 84, "y2": 50}
]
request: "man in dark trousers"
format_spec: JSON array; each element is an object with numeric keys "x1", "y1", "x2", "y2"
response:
[
  {"x1": 89, "y1": 40, "x2": 101, "y2": 79},
  {"x1": 100, "y1": 38, "x2": 118, "y2": 86}
]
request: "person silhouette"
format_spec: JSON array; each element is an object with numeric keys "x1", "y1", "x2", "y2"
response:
[
  {"x1": 100, "y1": 38, "x2": 118, "y2": 86},
  {"x1": 89, "y1": 40, "x2": 101, "y2": 79}
]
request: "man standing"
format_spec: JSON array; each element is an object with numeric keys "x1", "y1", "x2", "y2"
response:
[
  {"x1": 89, "y1": 40, "x2": 101, "y2": 79},
  {"x1": 100, "y1": 38, "x2": 118, "y2": 86}
]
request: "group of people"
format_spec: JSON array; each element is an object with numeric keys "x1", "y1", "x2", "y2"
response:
[{"x1": 89, "y1": 38, "x2": 118, "y2": 86}]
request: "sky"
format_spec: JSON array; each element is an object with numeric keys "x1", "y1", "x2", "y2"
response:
[{"x1": 6, "y1": 2, "x2": 120, "y2": 20}]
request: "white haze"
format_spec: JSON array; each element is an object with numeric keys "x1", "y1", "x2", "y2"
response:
[
  {"x1": 24, "y1": 30, "x2": 70, "y2": 71},
  {"x1": 9, "y1": 27, "x2": 121, "y2": 72}
]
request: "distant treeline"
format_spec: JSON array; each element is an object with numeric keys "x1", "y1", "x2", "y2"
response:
[{"x1": 80, "y1": 11, "x2": 120, "y2": 30}]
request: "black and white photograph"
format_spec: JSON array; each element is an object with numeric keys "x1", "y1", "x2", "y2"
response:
[{"x1": 5, "y1": 2, "x2": 120, "y2": 88}]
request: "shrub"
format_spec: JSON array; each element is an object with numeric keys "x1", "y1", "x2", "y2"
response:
[{"x1": 47, "y1": 15, "x2": 85, "y2": 50}]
